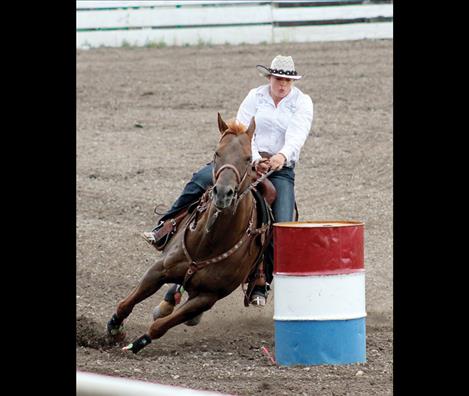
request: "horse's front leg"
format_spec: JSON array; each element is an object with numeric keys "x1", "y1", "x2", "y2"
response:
[
  {"x1": 107, "y1": 258, "x2": 167, "y2": 340},
  {"x1": 122, "y1": 292, "x2": 218, "y2": 353}
]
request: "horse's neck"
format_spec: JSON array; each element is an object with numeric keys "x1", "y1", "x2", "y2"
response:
[{"x1": 210, "y1": 196, "x2": 252, "y2": 236}]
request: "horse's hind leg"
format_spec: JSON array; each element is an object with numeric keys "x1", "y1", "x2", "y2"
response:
[
  {"x1": 152, "y1": 284, "x2": 202, "y2": 325},
  {"x1": 107, "y1": 259, "x2": 166, "y2": 339},
  {"x1": 152, "y1": 284, "x2": 181, "y2": 321},
  {"x1": 123, "y1": 293, "x2": 218, "y2": 353}
]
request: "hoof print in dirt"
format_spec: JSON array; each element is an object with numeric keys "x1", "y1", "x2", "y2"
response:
[{"x1": 106, "y1": 332, "x2": 127, "y2": 345}]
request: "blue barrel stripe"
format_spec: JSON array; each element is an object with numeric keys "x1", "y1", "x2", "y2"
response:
[{"x1": 274, "y1": 317, "x2": 366, "y2": 366}]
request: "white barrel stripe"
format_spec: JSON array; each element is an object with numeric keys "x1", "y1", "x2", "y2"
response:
[{"x1": 273, "y1": 272, "x2": 366, "y2": 321}]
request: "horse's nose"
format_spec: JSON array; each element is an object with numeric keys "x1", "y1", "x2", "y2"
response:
[
  {"x1": 213, "y1": 185, "x2": 235, "y2": 199},
  {"x1": 213, "y1": 184, "x2": 235, "y2": 208},
  {"x1": 225, "y1": 187, "x2": 234, "y2": 198}
]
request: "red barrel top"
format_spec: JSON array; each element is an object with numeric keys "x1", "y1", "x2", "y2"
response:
[{"x1": 273, "y1": 221, "x2": 364, "y2": 275}]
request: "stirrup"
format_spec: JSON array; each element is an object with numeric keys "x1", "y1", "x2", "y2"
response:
[
  {"x1": 142, "y1": 220, "x2": 177, "y2": 251},
  {"x1": 142, "y1": 221, "x2": 164, "y2": 244},
  {"x1": 142, "y1": 231, "x2": 157, "y2": 244},
  {"x1": 250, "y1": 294, "x2": 266, "y2": 307}
]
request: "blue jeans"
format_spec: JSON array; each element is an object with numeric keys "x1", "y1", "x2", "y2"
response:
[
  {"x1": 160, "y1": 163, "x2": 214, "y2": 220},
  {"x1": 157, "y1": 162, "x2": 296, "y2": 283}
]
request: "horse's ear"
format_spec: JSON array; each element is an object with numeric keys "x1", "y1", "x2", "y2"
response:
[
  {"x1": 245, "y1": 117, "x2": 256, "y2": 140},
  {"x1": 217, "y1": 112, "x2": 229, "y2": 134}
]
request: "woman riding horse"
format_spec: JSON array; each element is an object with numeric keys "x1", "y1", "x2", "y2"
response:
[{"x1": 144, "y1": 55, "x2": 314, "y2": 304}]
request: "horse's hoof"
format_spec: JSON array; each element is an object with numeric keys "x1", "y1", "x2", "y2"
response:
[
  {"x1": 122, "y1": 335, "x2": 152, "y2": 354},
  {"x1": 122, "y1": 343, "x2": 133, "y2": 352},
  {"x1": 185, "y1": 313, "x2": 203, "y2": 326},
  {"x1": 107, "y1": 325, "x2": 124, "y2": 336},
  {"x1": 152, "y1": 300, "x2": 175, "y2": 321},
  {"x1": 107, "y1": 314, "x2": 125, "y2": 340}
]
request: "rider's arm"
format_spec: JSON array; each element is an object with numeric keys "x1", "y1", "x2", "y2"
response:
[{"x1": 278, "y1": 93, "x2": 314, "y2": 165}]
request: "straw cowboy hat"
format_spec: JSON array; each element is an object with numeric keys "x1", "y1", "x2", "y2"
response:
[{"x1": 256, "y1": 55, "x2": 302, "y2": 80}]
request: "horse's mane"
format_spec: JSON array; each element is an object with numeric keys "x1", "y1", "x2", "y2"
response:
[{"x1": 225, "y1": 119, "x2": 247, "y2": 135}]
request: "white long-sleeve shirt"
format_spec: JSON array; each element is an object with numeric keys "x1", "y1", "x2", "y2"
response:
[{"x1": 236, "y1": 84, "x2": 314, "y2": 167}]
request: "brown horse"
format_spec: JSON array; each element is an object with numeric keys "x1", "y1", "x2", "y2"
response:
[{"x1": 107, "y1": 113, "x2": 271, "y2": 353}]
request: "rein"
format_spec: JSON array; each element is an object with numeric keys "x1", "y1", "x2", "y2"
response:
[{"x1": 238, "y1": 168, "x2": 274, "y2": 201}]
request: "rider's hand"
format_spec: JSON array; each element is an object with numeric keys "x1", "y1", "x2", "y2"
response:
[
  {"x1": 268, "y1": 153, "x2": 287, "y2": 171},
  {"x1": 254, "y1": 158, "x2": 270, "y2": 175}
]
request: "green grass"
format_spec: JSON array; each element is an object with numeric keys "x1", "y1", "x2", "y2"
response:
[
  {"x1": 121, "y1": 39, "x2": 132, "y2": 48},
  {"x1": 144, "y1": 39, "x2": 167, "y2": 48},
  {"x1": 197, "y1": 38, "x2": 213, "y2": 47}
]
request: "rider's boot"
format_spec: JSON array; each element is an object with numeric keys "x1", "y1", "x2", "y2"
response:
[
  {"x1": 143, "y1": 208, "x2": 190, "y2": 251},
  {"x1": 250, "y1": 262, "x2": 269, "y2": 306},
  {"x1": 142, "y1": 219, "x2": 175, "y2": 251},
  {"x1": 142, "y1": 220, "x2": 163, "y2": 244}
]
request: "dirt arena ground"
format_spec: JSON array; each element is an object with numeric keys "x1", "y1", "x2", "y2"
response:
[{"x1": 77, "y1": 39, "x2": 393, "y2": 395}]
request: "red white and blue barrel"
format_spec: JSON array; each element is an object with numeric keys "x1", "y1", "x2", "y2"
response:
[{"x1": 273, "y1": 221, "x2": 366, "y2": 366}]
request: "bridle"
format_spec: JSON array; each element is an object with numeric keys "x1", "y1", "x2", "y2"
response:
[
  {"x1": 213, "y1": 163, "x2": 247, "y2": 187},
  {"x1": 211, "y1": 130, "x2": 251, "y2": 210}
]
